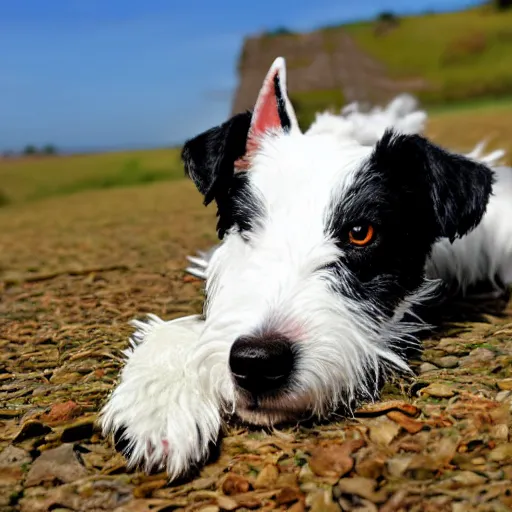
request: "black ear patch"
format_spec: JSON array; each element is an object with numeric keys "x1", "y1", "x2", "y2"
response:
[
  {"x1": 374, "y1": 131, "x2": 494, "y2": 242},
  {"x1": 273, "y1": 73, "x2": 292, "y2": 132},
  {"x1": 181, "y1": 111, "x2": 252, "y2": 206}
]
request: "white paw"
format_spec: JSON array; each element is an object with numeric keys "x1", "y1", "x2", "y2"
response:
[{"x1": 100, "y1": 314, "x2": 222, "y2": 480}]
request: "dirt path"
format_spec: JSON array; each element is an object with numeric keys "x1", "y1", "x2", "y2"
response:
[{"x1": 1, "y1": 177, "x2": 511, "y2": 511}]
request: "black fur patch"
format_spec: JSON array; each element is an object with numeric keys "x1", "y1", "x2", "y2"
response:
[
  {"x1": 273, "y1": 73, "x2": 292, "y2": 132},
  {"x1": 181, "y1": 111, "x2": 266, "y2": 238},
  {"x1": 326, "y1": 130, "x2": 494, "y2": 316},
  {"x1": 181, "y1": 111, "x2": 251, "y2": 205}
]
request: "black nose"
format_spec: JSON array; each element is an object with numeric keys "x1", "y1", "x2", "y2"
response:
[{"x1": 229, "y1": 335, "x2": 295, "y2": 395}]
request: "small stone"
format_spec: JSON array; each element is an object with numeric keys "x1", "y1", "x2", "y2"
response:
[
  {"x1": 288, "y1": 501, "x2": 306, "y2": 512},
  {"x1": 368, "y1": 417, "x2": 401, "y2": 446},
  {"x1": 498, "y1": 379, "x2": 512, "y2": 391},
  {"x1": 307, "y1": 490, "x2": 340, "y2": 512},
  {"x1": 39, "y1": 401, "x2": 82, "y2": 425},
  {"x1": 13, "y1": 420, "x2": 52, "y2": 443},
  {"x1": 419, "y1": 383, "x2": 455, "y2": 398},
  {"x1": 0, "y1": 445, "x2": 31, "y2": 467},
  {"x1": 49, "y1": 372, "x2": 82, "y2": 385},
  {"x1": 496, "y1": 391, "x2": 512, "y2": 402},
  {"x1": 25, "y1": 443, "x2": 88, "y2": 487},
  {"x1": 469, "y1": 348, "x2": 495, "y2": 361},
  {"x1": 386, "y1": 411, "x2": 425, "y2": 434},
  {"x1": 452, "y1": 471, "x2": 488, "y2": 486},
  {"x1": 489, "y1": 443, "x2": 512, "y2": 462},
  {"x1": 0, "y1": 445, "x2": 31, "y2": 486},
  {"x1": 387, "y1": 455, "x2": 413, "y2": 478},
  {"x1": 275, "y1": 487, "x2": 303, "y2": 505},
  {"x1": 491, "y1": 424, "x2": 509, "y2": 441},
  {"x1": 309, "y1": 439, "x2": 365, "y2": 479},
  {"x1": 435, "y1": 356, "x2": 459, "y2": 369},
  {"x1": 216, "y1": 496, "x2": 238, "y2": 511},
  {"x1": 356, "y1": 453, "x2": 386, "y2": 479},
  {"x1": 337, "y1": 477, "x2": 388, "y2": 503},
  {"x1": 253, "y1": 464, "x2": 279, "y2": 489},
  {"x1": 221, "y1": 473, "x2": 250, "y2": 495},
  {"x1": 420, "y1": 363, "x2": 438, "y2": 373}
]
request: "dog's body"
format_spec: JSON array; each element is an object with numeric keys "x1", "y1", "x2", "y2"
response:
[{"x1": 101, "y1": 58, "x2": 512, "y2": 480}]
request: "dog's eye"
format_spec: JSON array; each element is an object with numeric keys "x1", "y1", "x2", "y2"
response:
[{"x1": 348, "y1": 223, "x2": 375, "y2": 247}]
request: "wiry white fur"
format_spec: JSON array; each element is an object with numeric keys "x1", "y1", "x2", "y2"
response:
[
  {"x1": 100, "y1": 314, "x2": 221, "y2": 480},
  {"x1": 307, "y1": 93, "x2": 427, "y2": 146},
  {"x1": 101, "y1": 63, "x2": 512, "y2": 481},
  {"x1": 426, "y1": 165, "x2": 512, "y2": 294}
]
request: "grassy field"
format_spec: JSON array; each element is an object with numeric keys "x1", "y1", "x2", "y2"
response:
[
  {"x1": 345, "y1": 5, "x2": 512, "y2": 104},
  {"x1": 1, "y1": 104, "x2": 512, "y2": 511},
  {"x1": 0, "y1": 147, "x2": 183, "y2": 206}
]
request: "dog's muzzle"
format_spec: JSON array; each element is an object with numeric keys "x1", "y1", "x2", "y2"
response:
[{"x1": 229, "y1": 334, "x2": 295, "y2": 397}]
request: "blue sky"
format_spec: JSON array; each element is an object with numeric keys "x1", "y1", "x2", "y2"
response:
[{"x1": 0, "y1": 0, "x2": 481, "y2": 152}]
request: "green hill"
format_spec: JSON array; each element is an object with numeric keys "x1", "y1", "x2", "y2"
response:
[
  {"x1": 345, "y1": 4, "x2": 512, "y2": 104},
  {"x1": 233, "y1": 4, "x2": 512, "y2": 127}
]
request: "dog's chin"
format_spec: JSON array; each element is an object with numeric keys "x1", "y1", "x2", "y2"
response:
[
  {"x1": 235, "y1": 406, "x2": 300, "y2": 426},
  {"x1": 233, "y1": 390, "x2": 318, "y2": 427}
]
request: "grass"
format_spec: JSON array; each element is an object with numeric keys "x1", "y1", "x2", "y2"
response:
[
  {"x1": 425, "y1": 97, "x2": 512, "y2": 157},
  {"x1": 1, "y1": 98, "x2": 511, "y2": 213},
  {"x1": 0, "y1": 147, "x2": 183, "y2": 206},
  {"x1": 291, "y1": 89, "x2": 346, "y2": 130},
  {"x1": 345, "y1": 5, "x2": 512, "y2": 104}
]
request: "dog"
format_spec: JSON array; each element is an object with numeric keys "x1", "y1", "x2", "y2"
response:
[{"x1": 100, "y1": 57, "x2": 512, "y2": 480}]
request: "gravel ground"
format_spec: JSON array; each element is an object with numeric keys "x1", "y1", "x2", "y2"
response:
[{"x1": 1, "y1": 171, "x2": 511, "y2": 512}]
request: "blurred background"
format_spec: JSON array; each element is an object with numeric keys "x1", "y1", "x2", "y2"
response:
[{"x1": 1, "y1": 0, "x2": 512, "y2": 276}]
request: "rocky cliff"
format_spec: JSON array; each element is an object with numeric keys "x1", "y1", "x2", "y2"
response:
[{"x1": 232, "y1": 28, "x2": 428, "y2": 127}]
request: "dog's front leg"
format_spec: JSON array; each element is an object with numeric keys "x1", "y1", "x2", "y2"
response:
[{"x1": 100, "y1": 314, "x2": 227, "y2": 480}]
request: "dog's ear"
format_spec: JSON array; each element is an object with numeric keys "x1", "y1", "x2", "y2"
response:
[
  {"x1": 181, "y1": 57, "x2": 299, "y2": 205},
  {"x1": 245, "y1": 56, "x2": 299, "y2": 158},
  {"x1": 374, "y1": 131, "x2": 494, "y2": 242},
  {"x1": 181, "y1": 111, "x2": 251, "y2": 206}
]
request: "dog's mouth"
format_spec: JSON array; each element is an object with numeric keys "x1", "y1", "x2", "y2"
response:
[{"x1": 233, "y1": 388, "x2": 318, "y2": 426}]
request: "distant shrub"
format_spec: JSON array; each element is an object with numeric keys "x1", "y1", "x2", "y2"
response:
[
  {"x1": 23, "y1": 145, "x2": 37, "y2": 156},
  {"x1": 494, "y1": 0, "x2": 512, "y2": 10},
  {"x1": 377, "y1": 11, "x2": 399, "y2": 23},
  {"x1": 442, "y1": 31, "x2": 488, "y2": 66},
  {"x1": 374, "y1": 11, "x2": 400, "y2": 36},
  {"x1": 264, "y1": 27, "x2": 294, "y2": 37},
  {"x1": 42, "y1": 144, "x2": 57, "y2": 155},
  {"x1": 0, "y1": 190, "x2": 10, "y2": 207}
]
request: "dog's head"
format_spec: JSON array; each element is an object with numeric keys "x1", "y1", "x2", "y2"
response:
[{"x1": 181, "y1": 58, "x2": 494, "y2": 425}]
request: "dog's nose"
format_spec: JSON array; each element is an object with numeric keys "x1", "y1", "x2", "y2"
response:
[{"x1": 229, "y1": 335, "x2": 295, "y2": 395}]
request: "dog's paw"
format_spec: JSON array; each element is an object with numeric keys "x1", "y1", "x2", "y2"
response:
[{"x1": 100, "y1": 314, "x2": 222, "y2": 480}]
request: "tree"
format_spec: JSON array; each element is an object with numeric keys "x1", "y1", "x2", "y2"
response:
[
  {"x1": 23, "y1": 145, "x2": 37, "y2": 156},
  {"x1": 495, "y1": 0, "x2": 512, "y2": 9},
  {"x1": 42, "y1": 144, "x2": 57, "y2": 155}
]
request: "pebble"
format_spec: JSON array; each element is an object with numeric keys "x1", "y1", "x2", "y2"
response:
[
  {"x1": 489, "y1": 443, "x2": 512, "y2": 462},
  {"x1": 434, "y1": 356, "x2": 459, "y2": 369},
  {"x1": 419, "y1": 363, "x2": 438, "y2": 373},
  {"x1": 253, "y1": 464, "x2": 279, "y2": 489},
  {"x1": 496, "y1": 390, "x2": 512, "y2": 402},
  {"x1": 498, "y1": 378, "x2": 512, "y2": 391},
  {"x1": 419, "y1": 383, "x2": 455, "y2": 398},
  {"x1": 452, "y1": 470, "x2": 487, "y2": 486}
]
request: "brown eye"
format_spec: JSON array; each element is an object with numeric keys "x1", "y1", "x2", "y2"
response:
[{"x1": 348, "y1": 224, "x2": 375, "y2": 246}]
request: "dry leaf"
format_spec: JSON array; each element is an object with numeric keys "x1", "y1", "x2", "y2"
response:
[
  {"x1": 309, "y1": 439, "x2": 365, "y2": 479},
  {"x1": 386, "y1": 411, "x2": 425, "y2": 434}
]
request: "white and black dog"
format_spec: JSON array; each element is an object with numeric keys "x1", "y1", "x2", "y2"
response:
[{"x1": 101, "y1": 57, "x2": 512, "y2": 480}]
